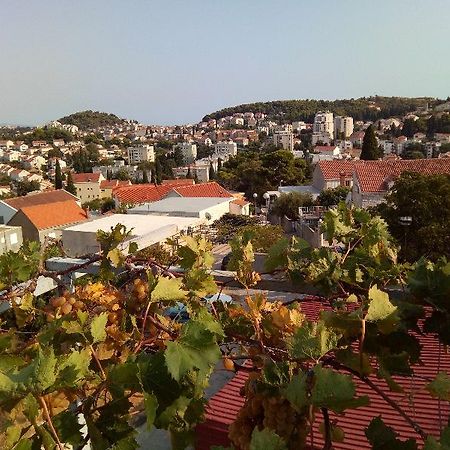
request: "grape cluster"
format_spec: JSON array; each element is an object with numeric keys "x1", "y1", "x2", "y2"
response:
[
  {"x1": 45, "y1": 291, "x2": 85, "y2": 321},
  {"x1": 229, "y1": 380, "x2": 308, "y2": 450},
  {"x1": 128, "y1": 277, "x2": 149, "y2": 311}
]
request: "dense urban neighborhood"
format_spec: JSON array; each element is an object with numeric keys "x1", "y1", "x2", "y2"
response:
[{"x1": 1, "y1": 96, "x2": 450, "y2": 450}]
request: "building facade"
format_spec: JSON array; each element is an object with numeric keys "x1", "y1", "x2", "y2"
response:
[{"x1": 127, "y1": 145, "x2": 155, "y2": 165}]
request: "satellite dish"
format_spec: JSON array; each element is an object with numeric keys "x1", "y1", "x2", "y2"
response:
[{"x1": 205, "y1": 212, "x2": 212, "y2": 220}]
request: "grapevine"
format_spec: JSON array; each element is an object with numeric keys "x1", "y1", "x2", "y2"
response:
[{"x1": 0, "y1": 206, "x2": 449, "y2": 450}]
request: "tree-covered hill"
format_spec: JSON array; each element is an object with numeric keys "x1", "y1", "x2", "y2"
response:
[
  {"x1": 203, "y1": 96, "x2": 436, "y2": 123},
  {"x1": 58, "y1": 110, "x2": 127, "y2": 130}
]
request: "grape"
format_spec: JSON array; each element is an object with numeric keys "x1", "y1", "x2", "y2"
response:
[
  {"x1": 51, "y1": 296, "x2": 65, "y2": 308},
  {"x1": 60, "y1": 303, "x2": 72, "y2": 315},
  {"x1": 223, "y1": 358, "x2": 235, "y2": 371}
]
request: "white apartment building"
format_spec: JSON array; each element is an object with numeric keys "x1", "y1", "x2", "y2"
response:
[
  {"x1": 174, "y1": 142, "x2": 197, "y2": 164},
  {"x1": 127, "y1": 145, "x2": 155, "y2": 165},
  {"x1": 312, "y1": 132, "x2": 332, "y2": 146},
  {"x1": 312, "y1": 111, "x2": 334, "y2": 146},
  {"x1": 272, "y1": 131, "x2": 294, "y2": 152},
  {"x1": 334, "y1": 116, "x2": 354, "y2": 139},
  {"x1": 214, "y1": 141, "x2": 238, "y2": 158},
  {"x1": 292, "y1": 121, "x2": 307, "y2": 132}
]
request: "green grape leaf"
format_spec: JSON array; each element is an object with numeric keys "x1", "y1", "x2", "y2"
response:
[
  {"x1": 150, "y1": 276, "x2": 188, "y2": 303},
  {"x1": 35, "y1": 424, "x2": 56, "y2": 450},
  {"x1": 426, "y1": 372, "x2": 450, "y2": 401},
  {"x1": 249, "y1": 427, "x2": 287, "y2": 450},
  {"x1": 143, "y1": 392, "x2": 158, "y2": 430},
  {"x1": 53, "y1": 410, "x2": 84, "y2": 447},
  {"x1": 14, "y1": 439, "x2": 33, "y2": 450},
  {"x1": 365, "y1": 416, "x2": 418, "y2": 449},
  {"x1": 157, "y1": 395, "x2": 191, "y2": 428},
  {"x1": 284, "y1": 372, "x2": 308, "y2": 412},
  {"x1": 288, "y1": 320, "x2": 340, "y2": 360},
  {"x1": 264, "y1": 237, "x2": 290, "y2": 272},
  {"x1": 57, "y1": 348, "x2": 91, "y2": 386},
  {"x1": 90, "y1": 312, "x2": 108, "y2": 343},
  {"x1": 110, "y1": 436, "x2": 139, "y2": 450},
  {"x1": 335, "y1": 349, "x2": 372, "y2": 377},
  {"x1": 128, "y1": 242, "x2": 138, "y2": 254},
  {"x1": 107, "y1": 248, "x2": 125, "y2": 268},
  {"x1": 311, "y1": 365, "x2": 369, "y2": 413},
  {"x1": 4, "y1": 424, "x2": 22, "y2": 449},
  {"x1": 365, "y1": 285, "x2": 397, "y2": 322}
]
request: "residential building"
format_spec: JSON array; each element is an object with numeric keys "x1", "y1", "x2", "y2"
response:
[
  {"x1": 311, "y1": 132, "x2": 333, "y2": 146},
  {"x1": 292, "y1": 121, "x2": 307, "y2": 132},
  {"x1": 127, "y1": 144, "x2": 155, "y2": 164},
  {"x1": 72, "y1": 172, "x2": 105, "y2": 203},
  {"x1": 0, "y1": 225, "x2": 23, "y2": 255},
  {"x1": 334, "y1": 116, "x2": 354, "y2": 139},
  {"x1": 272, "y1": 131, "x2": 294, "y2": 152},
  {"x1": 62, "y1": 213, "x2": 203, "y2": 257},
  {"x1": 214, "y1": 141, "x2": 238, "y2": 158},
  {"x1": 99, "y1": 179, "x2": 132, "y2": 199},
  {"x1": 349, "y1": 131, "x2": 365, "y2": 147},
  {"x1": 0, "y1": 140, "x2": 14, "y2": 150},
  {"x1": 174, "y1": 142, "x2": 197, "y2": 164},
  {"x1": 313, "y1": 111, "x2": 334, "y2": 143},
  {"x1": 0, "y1": 190, "x2": 80, "y2": 225},
  {"x1": 313, "y1": 145, "x2": 341, "y2": 158}
]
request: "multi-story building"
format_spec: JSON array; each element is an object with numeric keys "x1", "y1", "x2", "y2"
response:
[
  {"x1": 72, "y1": 172, "x2": 105, "y2": 204},
  {"x1": 334, "y1": 116, "x2": 354, "y2": 139},
  {"x1": 173, "y1": 142, "x2": 197, "y2": 164},
  {"x1": 313, "y1": 111, "x2": 334, "y2": 137},
  {"x1": 127, "y1": 145, "x2": 155, "y2": 165},
  {"x1": 0, "y1": 225, "x2": 23, "y2": 254},
  {"x1": 272, "y1": 131, "x2": 294, "y2": 152},
  {"x1": 214, "y1": 141, "x2": 238, "y2": 158}
]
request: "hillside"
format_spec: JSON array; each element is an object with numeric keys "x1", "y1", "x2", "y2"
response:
[
  {"x1": 203, "y1": 96, "x2": 435, "y2": 123},
  {"x1": 58, "y1": 110, "x2": 127, "y2": 130}
]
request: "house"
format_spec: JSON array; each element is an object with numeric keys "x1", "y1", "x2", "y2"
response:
[
  {"x1": 349, "y1": 131, "x2": 365, "y2": 147},
  {"x1": 53, "y1": 139, "x2": 65, "y2": 147},
  {"x1": 214, "y1": 141, "x2": 238, "y2": 158},
  {"x1": 173, "y1": 142, "x2": 197, "y2": 164},
  {"x1": 229, "y1": 198, "x2": 250, "y2": 215},
  {"x1": 99, "y1": 179, "x2": 132, "y2": 199},
  {"x1": 393, "y1": 136, "x2": 408, "y2": 155},
  {"x1": 313, "y1": 145, "x2": 341, "y2": 157},
  {"x1": 0, "y1": 140, "x2": 14, "y2": 150},
  {"x1": 272, "y1": 131, "x2": 294, "y2": 151},
  {"x1": 23, "y1": 155, "x2": 47, "y2": 171},
  {"x1": 0, "y1": 189, "x2": 80, "y2": 225},
  {"x1": 352, "y1": 159, "x2": 450, "y2": 208},
  {"x1": 62, "y1": 213, "x2": 203, "y2": 257},
  {"x1": 32, "y1": 141, "x2": 48, "y2": 148},
  {"x1": 8, "y1": 200, "x2": 88, "y2": 244},
  {"x1": 312, "y1": 160, "x2": 356, "y2": 191},
  {"x1": 165, "y1": 181, "x2": 233, "y2": 199},
  {"x1": 72, "y1": 172, "x2": 105, "y2": 204},
  {"x1": 0, "y1": 225, "x2": 23, "y2": 255}
]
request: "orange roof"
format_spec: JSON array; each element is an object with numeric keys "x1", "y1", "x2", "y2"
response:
[
  {"x1": 161, "y1": 179, "x2": 195, "y2": 186},
  {"x1": 231, "y1": 198, "x2": 250, "y2": 206},
  {"x1": 19, "y1": 200, "x2": 88, "y2": 230},
  {"x1": 100, "y1": 180, "x2": 132, "y2": 189},
  {"x1": 113, "y1": 183, "x2": 178, "y2": 204},
  {"x1": 355, "y1": 159, "x2": 450, "y2": 192},
  {"x1": 171, "y1": 182, "x2": 233, "y2": 198},
  {"x1": 317, "y1": 160, "x2": 357, "y2": 180},
  {"x1": 3, "y1": 190, "x2": 77, "y2": 210},
  {"x1": 72, "y1": 173, "x2": 102, "y2": 183}
]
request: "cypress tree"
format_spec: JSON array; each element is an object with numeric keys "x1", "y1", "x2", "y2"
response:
[
  {"x1": 217, "y1": 157, "x2": 223, "y2": 170},
  {"x1": 360, "y1": 125, "x2": 380, "y2": 160},
  {"x1": 186, "y1": 166, "x2": 192, "y2": 179},
  {"x1": 209, "y1": 162, "x2": 216, "y2": 180},
  {"x1": 54, "y1": 159, "x2": 63, "y2": 189},
  {"x1": 66, "y1": 171, "x2": 77, "y2": 195},
  {"x1": 142, "y1": 169, "x2": 149, "y2": 183}
]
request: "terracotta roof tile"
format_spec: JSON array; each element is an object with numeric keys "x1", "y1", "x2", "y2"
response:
[
  {"x1": 161, "y1": 179, "x2": 195, "y2": 186},
  {"x1": 196, "y1": 299, "x2": 450, "y2": 449},
  {"x1": 171, "y1": 182, "x2": 233, "y2": 198},
  {"x1": 3, "y1": 190, "x2": 77, "y2": 210},
  {"x1": 100, "y1": 180, "x2": 132, "y2": 189},
  {"x1": 72, "y1": 173, "x2": 102, "y2": 183},
  {"x1": 231, "y1": 198, "x2": 250, "y2": 206},
  {"x1": 317, "y1": 160, "x2": 357, "y2": 180},
  {"x1": 113, "y1": 183, "x2": 181, "y2": 204},
  {"x1": 19, "y1": 200, "x2": 87, "y2": 230}
]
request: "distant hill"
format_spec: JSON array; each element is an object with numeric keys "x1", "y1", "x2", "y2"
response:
[
  {"x1": 203, "y1": 96, "x2": 436, "y2": 123},
  {"x1": 58, "y1": 110, "x2": 127, "y2": 130}
]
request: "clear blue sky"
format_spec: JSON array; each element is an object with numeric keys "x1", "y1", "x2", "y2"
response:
[{"x1": 1, "y1": 0, "x2": 449, "y2": 126}]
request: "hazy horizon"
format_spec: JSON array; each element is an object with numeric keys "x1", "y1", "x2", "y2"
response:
[{"x1": 1, "y1": 0, "x2": 449, "y2": 126}]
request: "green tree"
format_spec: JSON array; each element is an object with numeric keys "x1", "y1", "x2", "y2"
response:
[
  {"x1": 65, "y1": 171, "x2": 77, "y2": 195},
  {"x1": 54, "y1": 159, "x2": 63, "y2": 189},
  {"x1": 271, "y1": 192, "x2": 313, "y2": 219},
  {"x1": 174, "y1": 147, "x2": 184, "y2": 166},
  {"x1": 142, "y1": 169, "x2": 149, "y2": 183},
  {"x1": 15, "y1": 180, "x2": 40, "y2": 196},
  {"x1": 209, "y1": 162, "x2": 216, "y2": 180},
  {"x1": 374, "y1": 172, "x2": 450, "y2": 261},
  {"x1": 360, "y1": 125, "x2": 380, "y2": 160},
  {"x1": 316, "y1": 186, "x2": 350, "y2": 206}
]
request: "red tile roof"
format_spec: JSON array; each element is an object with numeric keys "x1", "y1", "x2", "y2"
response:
[
  {"x1": 317, "y1": 160, "x2": 357, "y2": 180},
  {"x1": 19, "y1": 200, "x2": 88, "y2": 230},
  {"x1": 100, "y1": 180, "x2": 132, "y2": 189},
  {"x1": 231, "y1": 198, "x2": 250, "y2": 206},
  {"x1": 113, "y1": 183, "x2": 181, "y2": 204},
  {"x1": 3, "y1": 190, "x2": 77, "y2": 210},
  {"x1": 72, "y1": 173, "x2": 102, "y2": 183},
  {"x1": 171, "y1": 182, "x2": 233, "y2": 198},
  {"x1": 161, "y1": 179, "x2": 195, "y2": 186},
  {"x1": 196, "y1": 299, "x2": 450, "y2": 450},
  {"x1": 355, "y1": 159, "x2": 450, "y2": 192}
]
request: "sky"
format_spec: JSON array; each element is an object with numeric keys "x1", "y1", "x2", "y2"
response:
[{"x1": 1, "y1": 0, "x2": 449, "y2": 126}]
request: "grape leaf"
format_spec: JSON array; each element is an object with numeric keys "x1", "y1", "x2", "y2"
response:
[
  {"x1": 426, "y1": 372, "x2": 450, "y2": 401},
  {"x1": 57, "y1": 348, "x2": 91, "y2": 386},
  {"x1": 150, "y1": 276, "x2": 188, "y2": 303},
  {"x1": 287, "y1": 320, "x2": 340, "y2": 360},
  {"x1": 249, "y1": 427, "x2": 287, "y2": 450},
  {"x1": 365, "y1": 416, "x2": 418, "y2": 449},
  {"x1": 284, "y1": 372, "x2": 308, "y2": 412},
  {"x1": 14, "y1": 439, "x2": 33, "y2": 450},
  {"x1": 53, "y1": 410, "x2": 84, "y2": 447},
  {"x1": 264, "y1": 237, "x2": 290, "y2": 271},
  {"x1": 143, "y1": 392, "x2": 158, "y2": 430},
  {"x1": 365, "y1": 285, "x2": 397, "y2": 322},
  {"x1": 311, "y1": 365, "x2": 369, "y2": 413},
  {"x1": 90, "y1": 312, "x2": 108, "y2": 343}
]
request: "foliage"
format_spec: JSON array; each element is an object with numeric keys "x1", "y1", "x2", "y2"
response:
[
  {"x1": 374, "y1": 172, "x2": 450, "y2": 261},
  {"x1": 58, "y1": 110, "x2": 125, "y2": 131},
  {"x1": 82, "y1": 197, "x2": 116, "y2": 214},
  {"x1": 65, "y1": 171, "x2": 76, "y2": 196},
  {"x1": 217, "y1": 150, "x2": 308, "y2": 198},
  {"x1": 271, "y1": 192, "x2": 313, "y2": 220},
  {"x1": 361, "y1": 125, "x2": 381, "y2": 160},
  {"x1": 135, "y1": 242, "x2": 177, "y2": 266},
  {"x1": 203, "y1": 96, "x2": 432, "y2": 123},
  {"x1": 316, "y1": 186, "x2": 350, "y2": 207},
  {"x1": 0, "y1": 205, "x2": 449, "y2": 450},
  {"x1": 212, "y1": 213, "x2": 261, "y2": 243},
  {"x1": 15, "y1": 180, "x2": 41, "y2": 197},
  {"x1": 54, "y1": 160, "x2": 63, "y2": 189}
]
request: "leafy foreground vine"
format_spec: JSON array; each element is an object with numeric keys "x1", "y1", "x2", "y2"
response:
[{"x1": 0, "y1": 206, "x2": 449, "y2": 450}]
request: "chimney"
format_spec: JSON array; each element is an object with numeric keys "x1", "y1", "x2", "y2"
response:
[{"x1": 339, "y1": 172, "x2": 346, "y2": 187}]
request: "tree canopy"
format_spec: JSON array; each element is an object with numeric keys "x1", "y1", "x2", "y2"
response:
[{"x1": 360, "y1": 125, "x2": 381, "y2": 160}]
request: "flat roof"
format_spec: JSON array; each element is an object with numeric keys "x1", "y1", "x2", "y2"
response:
[
  {"x1": 63, "y1": 213, "x2": 203, "y2": 237},
  {"x1": 128, "y1": 197, "x2": 232, "y2": 215}
]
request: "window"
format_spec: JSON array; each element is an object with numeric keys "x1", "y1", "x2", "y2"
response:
[
  {"x1": 48, "y1": 232, "x2": 56, "y2": 238},
  {"x1": 9, "y1": 233, "x2": 18, "y2": 245},
  {"x1": 0, "y1": 216, "x2": 4, "y2": 224}
]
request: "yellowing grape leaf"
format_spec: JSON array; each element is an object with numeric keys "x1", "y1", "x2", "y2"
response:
[{"x1": 426, "y1": 372, "x2": 450, "y2": 401}]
